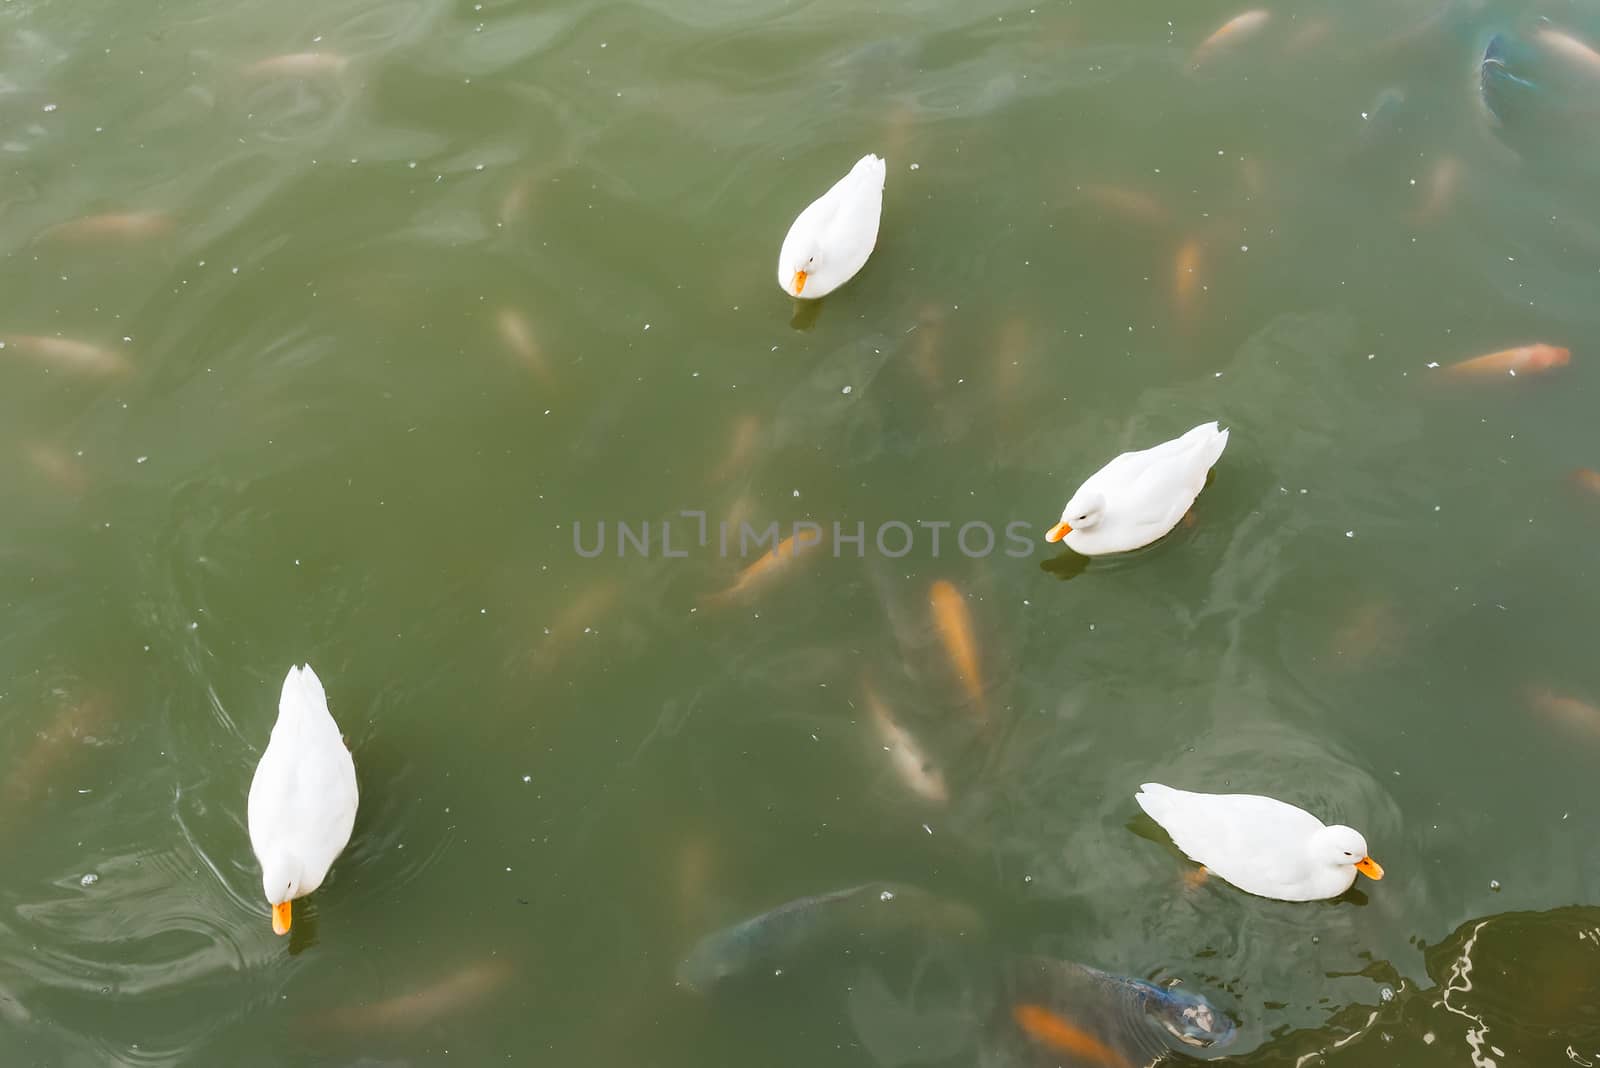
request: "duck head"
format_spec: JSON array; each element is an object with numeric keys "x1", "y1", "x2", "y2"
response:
[
  {"x1": 1311, "y1": 825, "x2": 1384, "y2": 882},
  {"x1": 261, "y1": 859, "x2": 303, "y2": 935},
  {"x1": 786, "y1": 250, "x2": 819, "y2": 297},
  {"x1": 1045, "y1": 491, "x2": 1106, "y2": 542}
]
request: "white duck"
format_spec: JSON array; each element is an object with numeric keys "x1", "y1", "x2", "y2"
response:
[
  {"x1": 777, "y1": 153, "x2": 886, "y2": 299},
  {"x1": 1045, "y1": 421, "x2": 1229, "y2": 555},
  {"x1": 247, "y1": 664, "x2": 358, "y2": 935},
  {"x1": 1135, "y1": 783, "x2": 1383, "y2": 902}
]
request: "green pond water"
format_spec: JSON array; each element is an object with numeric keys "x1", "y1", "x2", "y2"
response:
[{"x1": 2, "y1": 0, "x2": 1599, "y2": 1063}]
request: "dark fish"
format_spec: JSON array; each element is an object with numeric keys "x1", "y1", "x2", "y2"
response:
[
  {"x1": 984, "y1": 957, "x2": 1236, "y2": 1067},
  {"x1": 1483, "y1": 33, "x2": 1512, "y2": 73},
  {"x1": 1480, "y1": 33, "x2": 1539, "y2": 126},
  {"x1": 1478, "y1": 27, "x2": 1600, "y2": 172},
  {"x1": 676, "y1": 883, "x2": 984, "y2": 993}
]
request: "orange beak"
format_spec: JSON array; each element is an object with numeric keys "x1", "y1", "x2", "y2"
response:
[
  {"x1": 1354, "y1": 856, "x2": 1384, "y2": 881},
  {"x1": 1045, "y1": 521, "x2": 1071, "y2": 543},
  {"x1": 792, "y1": 269, "x2": 807, "y2": 295},
  {"x1": 272, "y1": 900, "x2": 292, "y2": 935}
]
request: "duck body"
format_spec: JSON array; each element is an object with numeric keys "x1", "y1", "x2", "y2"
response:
[
  {"x1": 1046, "y1": 421, "x2": 1228, "y2": 555},
  {"x1": 1135, "y1": 782, "x2": 1382, "y2": 902},
  {"x1": 776, "y1": 153, "x2": 886, "y2": 299},
  {"x1": 247, "y1": 664, "x2": 358, "y2": 934}
]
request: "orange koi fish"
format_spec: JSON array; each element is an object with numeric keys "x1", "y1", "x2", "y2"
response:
[
  {"x1": 527, "y1": 580, "x2": 620, "y2": 674},
  {"x1": 994, "y1": 316, "x2": 1030, "y2": 394},
  {"x1": 1078, "y1": 184, "x2": 1167, "y2": 225},
  {"x1": 721, "y1": 496, "x2": 756, "y2": 537},
  {"x1": 703, "y1": 531, "x2": 821, "y2": 606},
  {"x1": 708, "y1": 415, "x2": 760, "y2": 485},
  {"x1": 1238, "y1": 157, "x2": 1266, "y2": 200},
  {"x1": 1538, "y1": 26, "x2": 1600, "y2": 73},
  {"x1": 6, "y1": 697, "x2": 109, "y2": 805},
  {"x1": 1413, "y1": 156, "x2": 1461, "y2": 223},
  {"x1": 2, "y1": 334, "x2": 130, "y2": 375},
  {"x1": 1174, "y1": 239, "x2": 1202, "y2": 314},
  {"x1": 245, "y1": 51, "x2": 349, "y2": 76},
  {"x1": 41, "y1": 211, "x2": 171, "y2": 243},
  {"x1": 882, "y1": 101, "x2": 918, "y2": 164},
  {"x1": 1283, "y1": 16, "x2": 1331, "y2": 55},
  {"x1": 314, "y1": 960, "x2": 514, "y2": 1034},
  {"x1": 1529, "y1": 688, "x2": 1600, "y2": 741},
  {"x1": 23, "y1": 443, "x2": 88, "y2": 494},
  {"x1": 1328, "y1": 599, "x2": 1404, "y2": 667},
  {"x1": 1445, "y1": 343, "x2": 1569, "y2": 378},
  {"x1": 862, "y1": 679, "x2": 948, "y2": 803},
  {"x1": 1012, "y1": 1003, "x2": 1133, "y2": 1068},
  {"x1": 1192, "y1": 10, "x2": 1270, "y2": 67},
  {"x1": 1570, "y1": 468, "x2": 1600, "y2": 498},
  {"x1": 675, "y1": 833, "x2": 717, "y2": 930},
  {"x1": 499, "y1": 172, "x2": 538, "y2": 226},
  {"x1": 495, "y1": 307, "x2": 550, "y2": 381},
  {"x1": 929, "y1": 580, "x2": 984, "y2": 714},
  {"x1": 909, "y1": 304, "x2": 945, "y2": 390}
]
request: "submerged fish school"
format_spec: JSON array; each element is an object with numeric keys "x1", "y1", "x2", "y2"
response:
[{"x1": 221, "y1": 8, "x2": 1586, "y2": 1064}]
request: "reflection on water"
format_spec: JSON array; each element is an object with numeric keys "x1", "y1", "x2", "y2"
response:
[
  {"x1": 673, "y1": 901, "x2": 1600, "y2": 1066},
  {"x1": 673, "y1": 893, "x2": 1600, "y2": 1065},
  {"x1": 1235, "y1": 905, "x2": 1600, "y2": 1067}
]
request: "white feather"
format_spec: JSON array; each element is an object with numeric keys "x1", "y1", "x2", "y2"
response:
[
  {"x1": 1056, "y1": 421, "x2": 1229, "y2": 555},
  {"x1": 776, "y1": 153, "x2": 886, "y2": 299},
  {"x1": 1136, "y1": 783, "x2": 1376, "y2": 901},
  {"x1": 247, "y1": 665, "x2": 358, "y2": 907}
]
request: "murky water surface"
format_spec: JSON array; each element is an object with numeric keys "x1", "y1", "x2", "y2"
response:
[{"x1": 3, "y1": 0, "x2": 1598, "y2": 1064}]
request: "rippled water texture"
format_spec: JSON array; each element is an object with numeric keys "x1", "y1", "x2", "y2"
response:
[{"x1": 2, "y1": 0, "x2": 1598, "y2": 1063}]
